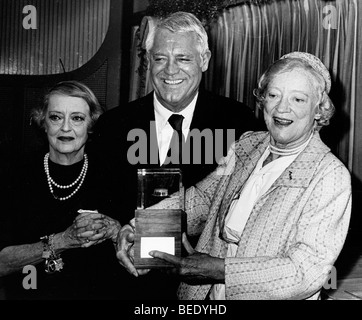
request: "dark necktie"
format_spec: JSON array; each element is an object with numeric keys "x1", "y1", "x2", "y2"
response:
[{"x1": 167, "y1": 114, "x2": 185, "y2": 165}]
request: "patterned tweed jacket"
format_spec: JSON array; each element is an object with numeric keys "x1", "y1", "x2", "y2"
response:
[{"x1": 159, "y1": 131, "x2": 352, "y2": 300}]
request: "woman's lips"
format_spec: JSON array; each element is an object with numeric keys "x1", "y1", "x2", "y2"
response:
[
  {"x1": 58, "y1": 137, "x2": 74, "y2": 142},
  {"x1": 273, "y1": 117, "x2": 293, "y2": 126}
]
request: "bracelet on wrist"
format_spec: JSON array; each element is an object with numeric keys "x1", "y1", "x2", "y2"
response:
[{"x1": 40, "y1": 234, "x2": 64, "y2": 273}]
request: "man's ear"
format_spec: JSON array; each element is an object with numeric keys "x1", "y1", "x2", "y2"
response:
[{"x1": 201, "y1": 50, "x2": 211, "y2": 72}]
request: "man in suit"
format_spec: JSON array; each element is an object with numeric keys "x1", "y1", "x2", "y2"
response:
[
  {"x1": 92, "y1": 11, "x2": 262, "y2": 219},
  {"x1": 91, "y1": 11, "x2": 262, "y2": 299}
]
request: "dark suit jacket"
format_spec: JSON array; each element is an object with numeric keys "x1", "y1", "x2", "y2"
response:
[
  {"x1": 90, "y1": 90, "x2": 264, "y2": 224},
  {"x1": 88, "y1": 89, "x2": 264, "y2": 300}
]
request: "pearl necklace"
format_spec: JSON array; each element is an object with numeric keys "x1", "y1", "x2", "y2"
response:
[
  {"x1": 269, "y1": 133, "x2": 313, "y2": 156},
  {"x1": 44, "y1": 153, "x2": 88, "y2": 201}
]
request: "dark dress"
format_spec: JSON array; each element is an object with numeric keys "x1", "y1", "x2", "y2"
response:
[{"x1": 0, "y1": 150, "x2": 125, "y2": 300}]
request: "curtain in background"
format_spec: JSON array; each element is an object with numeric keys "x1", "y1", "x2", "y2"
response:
[
  {"x1": 129, "y1": 0, "x2": 362, "y2": 186},
  {"x1": 129, "y1": 16, "x2": 156, "y2": 100},
  {"x1": 0, "y1": 0, "x2": 110, "y2": 75}
]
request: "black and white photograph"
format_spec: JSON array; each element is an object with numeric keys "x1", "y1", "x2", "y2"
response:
[{"x1": 0, "y1": 0, "x2": 361, "y2": 308}]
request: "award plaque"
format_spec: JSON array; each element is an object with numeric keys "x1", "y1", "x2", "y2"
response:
[{"x1": 134, "y1": 168, "x2": 186, "y2": 268}]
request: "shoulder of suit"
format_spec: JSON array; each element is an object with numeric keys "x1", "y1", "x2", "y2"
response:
[
  {"x1": 97, "y1": 105, "x2": 123, "y2": 123},
  {"x1": 198, "y1": 91, "x2": 257, "y2": 123},
  {"x1": 97, "y1": 94, "x2": 153, "y2": 123},
  {"x1": 199, "y1": 90, "x2": 247, "y2": 107},
  {"x1": 233, "y1": 131, "x2": 268, "y2": 150},
  {"x1": 309, "y1": 134, "x2": 350, "y2": 172},
  {"x1": 128, "y1": 93, "x2": 153, "y2": 107},
  {"x1": 236, "y1": 130, "x2": 267, "y2": 142}
]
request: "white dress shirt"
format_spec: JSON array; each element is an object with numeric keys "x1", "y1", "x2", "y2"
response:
[{"x1": 154, "y1": 92, "x2": 197, "y2": 165}]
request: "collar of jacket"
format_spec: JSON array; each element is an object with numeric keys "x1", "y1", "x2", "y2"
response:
[
  {"x1": 235, "y1": 131, "x2": 330, "y2": 186},
  {"x1": 217, "y1": 130, "x2": 331, "y2": 231}
]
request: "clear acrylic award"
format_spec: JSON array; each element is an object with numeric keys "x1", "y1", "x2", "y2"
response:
[{"x1": 134, "y1": 168, "x2": 186, "y2": 268}]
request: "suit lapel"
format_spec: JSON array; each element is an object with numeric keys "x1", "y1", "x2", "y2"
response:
[
  {"x1": 258, "y1": 132, "x2": 330, "y2": 200},
  {"x1": 135, "y1": 92, "x2": 156, "y2": 129},
  {"x1": 129, "y1": 92, "x2": 160, "y2": 166},
  {"x1": 217, "y1": 133, "x2": 269, "y2": 230},
  {"x1": 216, "y1": 132, "x2": 330, "y2": 237},
  {"x1": 145, "y1": 93, "x2": 160, "y2": 166},
  {"x1": 189, "y1": 91, "x2": 211, "y2": 133}
]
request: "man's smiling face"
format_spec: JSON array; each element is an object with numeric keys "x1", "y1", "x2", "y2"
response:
[{"x1": 148, "y1": 28, "x2": 210, "y2": 112}]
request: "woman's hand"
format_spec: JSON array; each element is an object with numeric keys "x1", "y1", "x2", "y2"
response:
[
  {"x1": 149, "y1": 233, "x2": 225, "y2": 284},
  {"x1": 62, "y1": 210, "x2": 121, "y2": 249}
]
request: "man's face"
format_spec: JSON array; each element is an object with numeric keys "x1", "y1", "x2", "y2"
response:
[{"x1": 148, "y1": 28, "x2": 211, "y2": 112}]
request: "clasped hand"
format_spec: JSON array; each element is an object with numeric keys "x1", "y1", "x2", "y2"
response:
[
  {"x1": 115, "y1": 222, "x2": 225, "y2": 283},
  {"x1": 63, "y1": 209, "x2": 121, "y2": 249}
]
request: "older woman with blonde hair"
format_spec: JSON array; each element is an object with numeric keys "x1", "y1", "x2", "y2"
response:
[{"x1": 117, "y1": 52, "x2": 351, "y2": 300}]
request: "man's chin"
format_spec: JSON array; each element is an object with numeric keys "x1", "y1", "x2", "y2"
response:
[{"x1": 160, "y1": 98, "x2": 187, "y2": 112}]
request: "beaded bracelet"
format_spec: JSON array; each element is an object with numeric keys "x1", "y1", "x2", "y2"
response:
[{"x1": 40, "y1": 234, "x2": 64, "y2": 273}]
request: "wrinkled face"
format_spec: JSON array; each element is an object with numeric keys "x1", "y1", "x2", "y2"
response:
[
  {"x1": 45, "y1": 94, "x2": 91, "y2": 160},
  {"x1": 263, "y1": 69, "x2": 320, "y2": 149},
  {"x1": 148, "y1": 29, "x2": 211, "y2": 112}
]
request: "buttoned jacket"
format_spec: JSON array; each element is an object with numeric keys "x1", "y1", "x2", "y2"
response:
[{"x1": 164, "y1": 131, "x2": 352, "y2": 300}]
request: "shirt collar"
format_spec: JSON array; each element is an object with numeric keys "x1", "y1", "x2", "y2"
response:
[{"x1": 153, "y1": 92, "x2": 198, "y2": 130}]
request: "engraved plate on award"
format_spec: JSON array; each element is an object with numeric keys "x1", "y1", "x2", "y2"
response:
[{"x1": 134, "y1": 168, "x2": 186, "y2": 268}]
